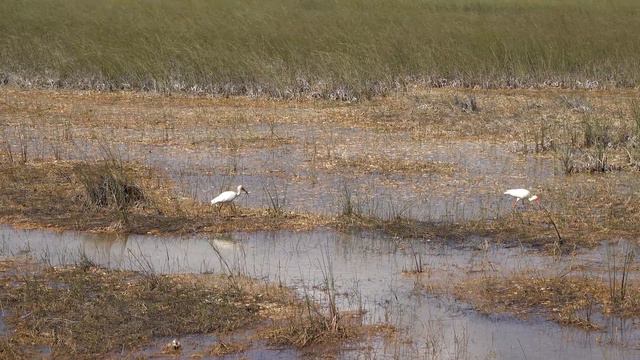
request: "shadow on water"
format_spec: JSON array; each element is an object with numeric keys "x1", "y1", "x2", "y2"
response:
[{"x1": 1, "y1": 225, "x2": 638, "y2": 359}]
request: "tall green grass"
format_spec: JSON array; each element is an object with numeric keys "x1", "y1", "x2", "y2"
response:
[{"x1": 1, "y1": 0, "x2": 639, "y2": 97}]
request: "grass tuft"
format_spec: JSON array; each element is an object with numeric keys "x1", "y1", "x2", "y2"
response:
[{"x1": 75, "y1": 161, "x2": 145, "y2": 209}]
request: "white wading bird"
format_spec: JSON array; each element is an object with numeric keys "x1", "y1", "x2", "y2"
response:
[
  {"x1": 211, "y1": 185, "x2": 249, "y2": 213},
  {"x1": 504, "y1": 188, "x2": 539, "y2": 209}
]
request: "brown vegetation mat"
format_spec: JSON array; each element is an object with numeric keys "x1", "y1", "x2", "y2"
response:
[
  {"x1": 454, "y1": 274, "x2": 640, "y2": 330},
  {"x1": 1, "y1": 88, "x2": 638, "y2": 141},
  {"x1": 0, "y1": 259, "x2": 364, "y2": 358},
  {"x1": 0, "y1": 160, "x2": 324, "y2": 235}
]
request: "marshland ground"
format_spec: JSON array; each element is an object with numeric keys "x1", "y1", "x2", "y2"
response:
[{"x1": 1, "y1": 0, "x2": 640, "y2": 358}]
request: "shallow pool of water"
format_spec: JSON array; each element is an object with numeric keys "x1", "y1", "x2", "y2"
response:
[
  {"x1": 0, "y1": 310, "x2": 6, "y2": 336},
  {"x1": 2, "y1": 124, "x2": 558, "y2": 222},
  {"x1": 1, "y1": 226, "x2": 638, "y2": 359}
]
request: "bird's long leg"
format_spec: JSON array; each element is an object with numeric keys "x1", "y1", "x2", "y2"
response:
[
  {"x1": 512, "y1": 199, "x2": 518, "y2": 210},
  {"x1": 231, "y1": 202, "x2": 237, "y2": 215}
]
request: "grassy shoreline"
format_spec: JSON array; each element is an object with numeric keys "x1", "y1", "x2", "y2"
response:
[{"x1": 2, "y1": 0, "x2": 640, "y2": 98}]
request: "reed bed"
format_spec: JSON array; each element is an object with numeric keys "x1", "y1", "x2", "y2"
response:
[{"x1": 2, "y1": 0, "x2": 639, "y2": 98}]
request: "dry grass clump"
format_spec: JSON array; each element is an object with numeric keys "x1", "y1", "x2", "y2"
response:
[
  {"x1": 262, "y1": 302, "x2": 360, "y2": 349},
  {"x1": 0, "y1": 262, "x2": 291, "y2": 357},
  {"x1": 453, "y1": 94, "x2": 480, "y2": 113},
  {"x1": 0, "y1": 160, "x2": 323, "y2": 235},
  {"x1": 261, "y1": 260, "x2": 363, "y2": 350},
  {"x1": 455, "y1": 273, "x2": 640, "y2": 330},
  {"x1": 74, "y1": 161, "x2": 145, "y2": 209}
]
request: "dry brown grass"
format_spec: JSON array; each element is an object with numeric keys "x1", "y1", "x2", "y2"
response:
[
  {"x1": 0, "y1": 258, "x2": 368, "y2": 358},
  {"x1": 455, "y1": 273, "x2": 640, "y2": 330},
  {"x1": 0, "y1": 338, "x2": 23, "y2": 360},
  {"x1": 0, "y1": 160, "x2": 323, "y2": 235},
  {"x1": 0, "y1": 260, "x2": 288, "y2": 357},
  {"x1": 261, "y1": 308, "x2": 361, "y2": 350},
  {"x1": 0, "y1": 88, "x2": 637, "y2": 141},
  {"x1": 316, "y1": 152, "x2": 456, "y2": 176}
]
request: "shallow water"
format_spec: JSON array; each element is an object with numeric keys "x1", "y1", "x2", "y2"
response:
[
  {"x1": 2, "y1": 123, "x2": 557, "y2": 222},
  {"x1": 1, "y1": 226, "x2": 638, "y2": 359},
  {"x1": 0, "y1": 310, "x2": 6, "y2": 336}
]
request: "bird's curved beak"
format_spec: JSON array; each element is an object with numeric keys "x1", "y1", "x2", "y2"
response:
[{"x1": 242, "y1": 188, "x2": 249, "y2": 195}]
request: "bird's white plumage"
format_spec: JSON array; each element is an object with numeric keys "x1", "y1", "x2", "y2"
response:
[
  {"x1": 503, "y1": 188, "x2": 531, "y2": 200},
  {"x1": 211, "y1": 191, "x2": 238, "y2": 204},
  {"x1": 211, "y1": 185, "x2": 248, "y2": 205},
  {"x1": 504, "y1": 188, "x2": 539, "y2": 209}
]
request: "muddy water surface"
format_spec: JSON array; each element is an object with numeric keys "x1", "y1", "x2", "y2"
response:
[{"x1": 1, "y1": 226, "x2": 638, "y2": 359}]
